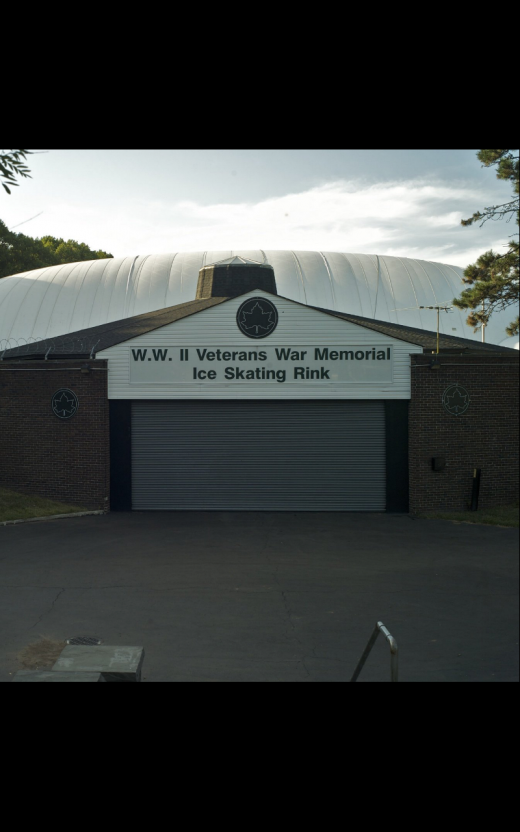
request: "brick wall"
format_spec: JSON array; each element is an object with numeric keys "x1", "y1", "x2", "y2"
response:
[
  {"x1": 0, "y1": 360, "x2": 109, "y2": 510},
  {"x1": 1, "y1": 354, "x2": 517, "y2": 515},
  {"x1": 409, "y1": 354, "x2": 519, "y2": 513}
]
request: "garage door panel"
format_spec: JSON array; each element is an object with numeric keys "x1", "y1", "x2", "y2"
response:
[{"x1": 132, "y1": 400, "x2": 385, "y2": 511}]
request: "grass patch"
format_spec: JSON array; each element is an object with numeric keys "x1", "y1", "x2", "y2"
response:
[
  {"x1": 417, "y1": 503, "x2": 519, "y2": 527},
  {"x1": 0, "y1": 487, "x2": 88, "y2": 523},
  {"x1": 18, "y1": 636, "x2": 66, "y2": 670}
]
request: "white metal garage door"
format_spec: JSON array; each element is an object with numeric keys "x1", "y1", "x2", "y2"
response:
[{"x1": 132, "y1": 400, "x2": 385, "y2": 510}]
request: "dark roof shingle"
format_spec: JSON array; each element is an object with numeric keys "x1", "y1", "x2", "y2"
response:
[
  {"x1": 1, "y1": 292, "x2": 516, "y2": 359},
  {"x1": 311, "y1": 306, "x2": 516, "y2": 354}
]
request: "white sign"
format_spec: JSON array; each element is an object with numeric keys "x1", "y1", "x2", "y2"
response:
[{"x1": 130, "y1": 346, "x2": 393, "y2": 385}]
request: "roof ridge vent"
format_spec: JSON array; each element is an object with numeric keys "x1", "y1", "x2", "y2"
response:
[
  {"x1": 196, "y1": 261, "x2": 277, "y2": 299},
  {"x1": 207, "y1": 255, "x2": 265, "y2": 267}
]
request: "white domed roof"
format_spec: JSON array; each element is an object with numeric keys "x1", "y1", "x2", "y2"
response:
[
  {"x1": 499, "y1": 335, "x2": 519, "y2": 350},
  {"x1": 0, "y1": 250, "x2": 517, "y2": 346}
]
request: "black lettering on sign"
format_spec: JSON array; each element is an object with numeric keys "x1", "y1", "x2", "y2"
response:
[
  {"x1": 132, "y1": 349, "x2": 147, "y2": 360},
  {"x1": 293, "y1": 367, "x2": 330, "y2": 380},
  {"x1": 275, "y1": 348, "x2": 307, "y2": 360},
  {"x1": 152, "y1": 349, "x2": 168, "y2": 361}
]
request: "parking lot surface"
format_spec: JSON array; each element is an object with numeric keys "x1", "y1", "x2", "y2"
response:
[{"x1": 1, "y1": 512, "x2": 518, "y2": 682}]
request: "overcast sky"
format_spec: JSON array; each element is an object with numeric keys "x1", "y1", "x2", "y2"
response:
[{"x1": 1, "y1": 149, "x2": 516, "y2": 268}]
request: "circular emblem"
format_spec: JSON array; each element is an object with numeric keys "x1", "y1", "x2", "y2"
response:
[
  {"x1": 442, "y1": 383, "x2": 470, "y2": 416},
  {"x1": 52, "y1": 388, "x2": 79, "y2": 419},
  {"x1": 236, "y1": 297, "x2": 278, "y2": 339}
]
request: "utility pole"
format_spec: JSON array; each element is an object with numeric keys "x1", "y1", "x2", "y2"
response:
[
  {"x1": 392, "y1": 305, "x2": 454, "y2": 353},
  {"x1": 419, "y1": 306, "x2": 452, "y2": 353}
]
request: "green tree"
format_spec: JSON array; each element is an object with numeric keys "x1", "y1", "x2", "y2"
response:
[
  {"x1": 0, "y1": 219, "x2": 113, "y2": 279},
  {"x1": 1, "y1": 150, "x2": 33, "y2": 194},
  {"x1": 453, "y1": 150, "x2": 519, "y2": 337},
  {"x1": 40, "y1": 236, "x2": 113, "y2": 264}
]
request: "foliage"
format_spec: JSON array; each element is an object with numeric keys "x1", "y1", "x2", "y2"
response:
[
  {"x1": 0, "y1": 487, "x2": 88, "y2": 523},
  {"x1": 40, "y1": 236, "x2": 113, "y2": 263},
  {"x1": 460, "y1": 150, "x2": 518, "y2": 227},
  {"x1": 417, "y1": 503, "x2": 519, "y2": 527},
  {"x1": 454, "y1": 150, "x2": 519, "y2": 336},
  {"x1": 0, "y1": 218, "x2": 113, "y2": 279},
  {"x1": 0, "y1": 150, "x2": 33, "y2": 195},
  {"x1": 18, "y1": 637, "x2": 66, "y2": 671}
]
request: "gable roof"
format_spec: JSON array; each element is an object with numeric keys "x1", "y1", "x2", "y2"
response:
[
  {"x1": 0, "y1": 297, "x2": 227, "y2": 359},
  {"x1": 0, "y1": 291, "x2": 516, "y2": 360},
  {"x1": 311, "y1": 306, "x2": 516, "y2": 354}
]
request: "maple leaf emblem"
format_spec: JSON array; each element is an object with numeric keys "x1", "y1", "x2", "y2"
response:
[
  {"x1": 52, "y1": 389, "x2": 78, "y2": 418},
  {"x1": 236, "y1": 296, "x2": 278, "y2": 339},
  {"x1": 240, "y1": 302, "x2": 274, "y2": 335},
  {"x1": 443, "y1": 384, "x2": 470, "y2": 416}
]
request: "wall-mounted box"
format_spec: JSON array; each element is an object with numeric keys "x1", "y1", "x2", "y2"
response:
[{"x1": 431, "y1": 457, "x2": 446, "y2": 472}]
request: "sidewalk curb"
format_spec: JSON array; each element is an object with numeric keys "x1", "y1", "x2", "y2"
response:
[
  {"x1": 412, "y1": 515, "x2": 515, "y2": 528},
  {"x1": 1, "y1": 510, "x2": 106, "y2": 527}
]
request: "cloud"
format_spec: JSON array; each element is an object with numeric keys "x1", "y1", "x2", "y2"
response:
[{"x1": 9, "y1": 177, "x2": 513, "y2": 268}]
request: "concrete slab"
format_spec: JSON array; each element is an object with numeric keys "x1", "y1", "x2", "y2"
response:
[
  {"x1": 52, "y1": 645, "x2": 144, "y2": 682},
  {"x1": 13, "y1": 670, "x2": 105, "y2": 682}
]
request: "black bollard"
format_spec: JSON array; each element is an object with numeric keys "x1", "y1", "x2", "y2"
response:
[{"x1": 470, "y1": 468, "x2": 481, "y2": 511}]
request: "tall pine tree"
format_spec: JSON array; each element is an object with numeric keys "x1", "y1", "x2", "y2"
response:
[{"x1": 453, "y1": 150, "x2": 519, "y2": 336}]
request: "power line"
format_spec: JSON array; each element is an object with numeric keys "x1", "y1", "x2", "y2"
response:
[{"x1": 9, "y1": 212, "x2": 44, "y2": 229}]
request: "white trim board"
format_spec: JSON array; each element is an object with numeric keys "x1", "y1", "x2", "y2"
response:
[{"x1": 98, "y1": 291, "x2": 422, "y2": 400}]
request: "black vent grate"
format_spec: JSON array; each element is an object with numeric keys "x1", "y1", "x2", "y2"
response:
[{"x1": 66, "y1": 636, "x2": 102, "y2": 646}]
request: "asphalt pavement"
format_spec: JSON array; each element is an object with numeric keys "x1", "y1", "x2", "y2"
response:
[{"x1": 1, "y1": 511, "x2": 518, "y2": 682}]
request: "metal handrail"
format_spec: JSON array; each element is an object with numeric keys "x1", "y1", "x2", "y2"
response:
[{"x1": 350, "y1": 621, "x2": 398, "y2": 682}]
